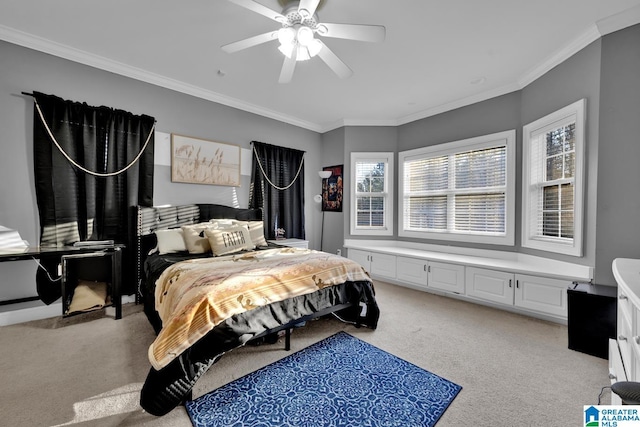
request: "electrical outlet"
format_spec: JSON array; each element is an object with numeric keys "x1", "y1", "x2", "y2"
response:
[{"x1": 336, "y1": 249, "x2": 342, "y2": 256}]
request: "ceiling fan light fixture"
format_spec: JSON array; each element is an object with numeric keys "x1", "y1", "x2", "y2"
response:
[
  {"x1": 277, "y1": 26, "x2": 296, "y2": 45},
  {"x1": 307, "y1": 38, "x2": 323, "y2": 57},
  {"x1": 297, "y1": 45, "x2": 311, "y2": 61},
  {"x1": 278, "y1": 42, "x2": 294, "y2": 58},
  {"x1": 297, "y1": 26, "x2": 314, "y2": 46}
]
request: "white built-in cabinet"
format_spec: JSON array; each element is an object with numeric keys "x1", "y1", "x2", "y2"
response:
[
  {"x1": 465, "y1": 267, "x2": 567, "y2": 318},
  {"x1": 348, "y1": 249, "x2": 396, "y2": 280},
  {"x1": 348, "y1": 247, "x2": 573, "y2": 321},
  {"x1": 396, "y1": 257, "x2": 465, "y2": 294}
]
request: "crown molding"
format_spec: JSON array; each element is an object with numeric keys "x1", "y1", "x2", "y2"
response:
[
  {"x1": 517, "y1": 24, "x2": 601, "y2": 89},
  {"x1": 596, "y1": 4, "x2": 640, "y2": 36},
  {"x1": 3, "y1": 6, "x2": 639, "y2": 135},
  {"x1": 395, "y1": 82, "x2": 521, "y2": 126},
  {"x1": 0, "y1": 24, "x2": 323, "y2": 133}
]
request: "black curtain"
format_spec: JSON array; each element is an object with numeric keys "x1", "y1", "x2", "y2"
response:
[
  {"x1": 249, "y1": 141, "x2": 305, "y2": 240},
  {"x1": 32, "y1": 92, "x2": 155, "y2": 301}
]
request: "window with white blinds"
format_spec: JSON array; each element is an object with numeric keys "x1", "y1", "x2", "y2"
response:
[
  {"x1": 399, "y1": 130, "x2": 515, "y2": 245},
  {"x1": 522, "y1": 99, "x2": 585, "y2": 256},
  {"x1": 350, "y1": 152, "x2": 394, "y2": 236}
]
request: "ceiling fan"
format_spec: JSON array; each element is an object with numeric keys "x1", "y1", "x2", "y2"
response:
[{"x1": 222, "y1": 0, "x2": 386, "y2": 83}]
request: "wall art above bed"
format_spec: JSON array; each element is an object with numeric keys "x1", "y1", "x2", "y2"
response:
[{"x1": 171, "y1": 134, "x2": 241, "y2": 186}]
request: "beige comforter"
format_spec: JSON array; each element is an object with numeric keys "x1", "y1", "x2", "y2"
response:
[{"x1": 149, "y1": 247, "x2": 370, "y2": 370}]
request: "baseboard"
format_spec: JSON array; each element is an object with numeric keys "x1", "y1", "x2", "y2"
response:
[{"x1": 0, "y1": 295, "x2": 136, "y2": 326}]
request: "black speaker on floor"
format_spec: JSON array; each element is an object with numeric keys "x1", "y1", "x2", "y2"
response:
[{"x1": 567, "y1": 282, "x2": 617, "y2": 359}]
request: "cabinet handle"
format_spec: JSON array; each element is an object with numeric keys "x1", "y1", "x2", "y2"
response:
[
  {"x1": 620, "y1": 294, "x2": 628, "y2": 300},
  {"x1": 428, "y1": 265, "x2": 431, "y2": 273},
  {"x1": 423, "y1": 265, "x2": 426, "y2": 272},
  {"x1": 516, "y1": 280, "x2": 519, "y2": 289},
  {"x1": 619, "y1": 335, "x2": 628, "y2": 341},
  {"x1": 508, "y1": 279, "x2": 512, "y2": 288}
]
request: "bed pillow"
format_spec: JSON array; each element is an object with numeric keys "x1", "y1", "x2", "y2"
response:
[
  {"x1": 155, "y1": 228, "x2": 187, "y2": 254},
  {"x1": 205, "y1": 225, "x2": 254, "y2": 256},
  {"x1": 209, "y1": 219, "x2": 235, "y2": 228},
  {"x1": 181, "y1": 223, "x2": 214, "y2": 254},
  {"x1": 234, "y1": 220, "x2": 268, "y2": 247}
]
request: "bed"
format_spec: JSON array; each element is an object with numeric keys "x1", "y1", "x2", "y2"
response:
[{"x1": 134, "y1": 204, "x2": 380, "y2": 416}]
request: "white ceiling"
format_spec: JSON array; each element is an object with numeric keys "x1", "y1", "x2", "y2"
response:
[{"x1": 1, "y1": 0, "x2": 640, "y2": 133}]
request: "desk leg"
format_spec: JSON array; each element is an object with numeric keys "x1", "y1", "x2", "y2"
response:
[{"x1": 113, "y1": 248, "x2": 122, "y2": 320}]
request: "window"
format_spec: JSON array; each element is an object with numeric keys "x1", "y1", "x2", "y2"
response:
[
  {"x1": 350, "y1": 152, "x2": 394, "y2": 236},
  {"x1": 399, "y1": 130, "x2": 515, "y2": 245},
  {"x1": 522, "y1": 99, "x2": 585, "y2": 256}
]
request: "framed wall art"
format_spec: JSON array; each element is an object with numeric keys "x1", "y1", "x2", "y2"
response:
[
  {"x1": 171, "y1": 134, "x2": 241, "y2": 186},
  {"x1": 322, "y1": 164, "x2": 343, "y2": 212}
]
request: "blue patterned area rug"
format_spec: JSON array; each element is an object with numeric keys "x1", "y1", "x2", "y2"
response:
[{"x1": 185, "y1": 332, "x2": 461, "y2": 427}]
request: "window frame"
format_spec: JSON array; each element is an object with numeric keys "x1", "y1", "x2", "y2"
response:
[
  {"x1": 521, "y1": 99, "x2": 586, "y2": 257},
  {"x1": 398, "y1": 130, "x2": 516, "y2": 246},
  {"x1": 350, "y1": 152, "x2": 394, "y2": 236}
]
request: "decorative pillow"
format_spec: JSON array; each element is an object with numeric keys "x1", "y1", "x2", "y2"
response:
[
  {"x1": 205, "y1": 225, "x2": 254, "y2": 256},
  {"x1": 234, "y1": 220, "x2": 268, "y2": 247},
  {"x1": 155, "y1": 228, "x2": 187, "y2": 254},
  {"x1": 209, "y1": 219, "x2": 235, "y2": 229},
  {"x1": 181, "y1": 223, "x2": 214, "y2": 254}
]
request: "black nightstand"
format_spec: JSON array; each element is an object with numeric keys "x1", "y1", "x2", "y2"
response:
[
  {"x1": 61, "y1": 245, "x2": 124, "y2": 319},
  {"x1": 567, "y1": 282, "x2": 617, "y2": 359}
]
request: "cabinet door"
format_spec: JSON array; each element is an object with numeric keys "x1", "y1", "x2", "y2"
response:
[
  {"x1": 465, "y1": 267, "x2": 514, "y2": 305},
  {"x1": 348, "y1": 249, "x2": 371, "y2": 272},
  {"x1": 369, "y1": 253, "x2": 397, "y2": 279},
  {"x1": 428, "y1": 261, "x2": 465, "y2": 294},
  {"x1": 397, "y1": 256, "x2": 428, "y2": 288},
  {"x1": 514, "y1": 274, "x2": 568, "y2": 318}
]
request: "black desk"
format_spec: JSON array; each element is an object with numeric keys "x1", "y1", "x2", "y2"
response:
[{"x1": 0, "y1": 244, "x2": 124, "y2": 319}]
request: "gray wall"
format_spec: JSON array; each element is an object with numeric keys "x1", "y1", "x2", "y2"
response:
[
  {"x1": 2, "y1": 23, "x2": 639, "y2": 305},
  {"x1": 342, "y1": 27, "x2": 640, "y2": 286},
  {"x1": 520, "y1": 39, "x2": 601, "y2": 272},
  {"x1": 595, "y1": 25, "x2": 640, "y2": 285},
  {"x1": 397, "y1": 92, "x2": 522, "y2": 252},
  {"x1": 318, "y1": 127, "x2": 346, "y2": 254},
  {"x1": 344, "y1": 126, "x2": 399, "y2": 240},
  {"x1": 0, "y1": 40, "x2": 322, "y2": 302}
]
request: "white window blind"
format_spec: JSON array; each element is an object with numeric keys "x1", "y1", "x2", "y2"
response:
[
  {"x1": 522, "y1": 99, "x2": 585, "y2": 256},
  {"x1": 350, "y1": 152, "x2": 394, "y2": 236},
  {"x1": 399, "y1": 130, "x2": 515, "y2": 245}
]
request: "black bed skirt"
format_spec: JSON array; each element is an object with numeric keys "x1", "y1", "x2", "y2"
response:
[{"x1": 140, "y1": 280, "x2": 379, "y2": 416}]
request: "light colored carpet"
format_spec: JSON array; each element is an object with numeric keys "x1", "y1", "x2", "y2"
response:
[{"x1": 0, "y1": 280, "x2": 610, "y2": 427}]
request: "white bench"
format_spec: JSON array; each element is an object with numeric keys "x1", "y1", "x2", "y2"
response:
[{"x1": 344, "y1": 239, "x2": 594, "y2": 323}]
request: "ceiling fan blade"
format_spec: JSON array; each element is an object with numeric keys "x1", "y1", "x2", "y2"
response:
[
  {"x1": 316, "y1": 41, "x2": 353, "y2": 79},
  {"x1": 298, "y1": 0, "x2": 321, "y2": 20},
  {"x1": 279, "y1": 52, "x2": 298, "y2": 83},
  {"x1": 317, "y1": 23, "x2": 386, "y2": 43},
  {"x1": 222, "y1": 31, "x2": 278, "y2": 53},
  {"x1": 227, "y1": 0, "x2": 285, "y2": 22}
]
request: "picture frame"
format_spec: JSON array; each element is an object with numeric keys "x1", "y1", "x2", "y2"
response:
[
  {"x1": 171, "y1": 134, "x2": 241, "y2": 186},
  {"x1": 322, "y1": 164, "x2": 343, "y2": 212}
]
